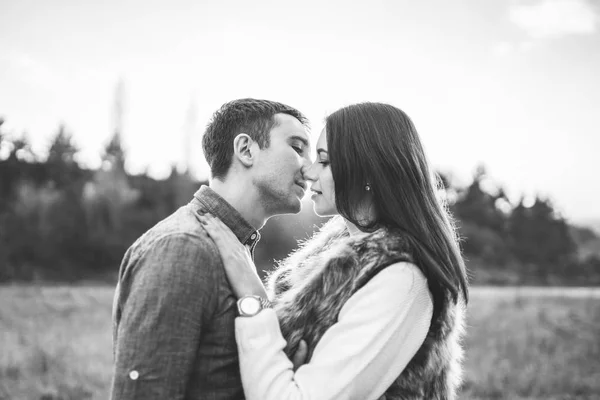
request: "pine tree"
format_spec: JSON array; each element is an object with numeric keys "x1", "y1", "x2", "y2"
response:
[
  {"x1": 48, "y1": 124, "x2": 78, "y2": 165},
  {"x1": 454, "y1": 165, "x2": 507, "y2": 233},
  {"x1": 47, "y1": 124, "x2": 81, "y2": 189},
  {"x1": 508, "y1": 196, "x2": 577, "y2": 279},
  {"x1": 102, "y1": 132, "x2": 126, "y2": 172}
]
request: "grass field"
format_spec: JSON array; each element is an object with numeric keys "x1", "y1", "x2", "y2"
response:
[{"x1": 1, "y1": 285, "x2": 599, "y2": 400}]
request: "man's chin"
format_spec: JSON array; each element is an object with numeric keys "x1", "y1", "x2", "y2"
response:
[
  {"x1": 286, "y1": 198, "x2": 303, "y2": 214},
  {"x1": 270, "y1": 197, "x2": 302, "y2": 216}
]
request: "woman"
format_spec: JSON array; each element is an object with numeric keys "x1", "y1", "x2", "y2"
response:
[{"x1": 197, "y1": 102, "x2": 469, "y2": 400}]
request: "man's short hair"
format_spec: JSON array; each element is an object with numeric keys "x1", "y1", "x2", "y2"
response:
[{"x1": 202, "y1": 98, "x2": 309, "y2": 179}]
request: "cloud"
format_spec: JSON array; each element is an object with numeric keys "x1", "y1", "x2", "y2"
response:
[
  {"x1": 492, "y1": 0, "x2": 598, "y2": 57},
  {"x1": 491, "y1": 40, "x2": 535, "y2": 57},
  {"x1": 0, "y1": 53, "x2": 59, "y2": 90},
  {"x1": 492, "y1": 41, "x2": 514, "y2": 57},
  {"x1": 509, "y1": 0, "x2": 598, "y2": 39}
]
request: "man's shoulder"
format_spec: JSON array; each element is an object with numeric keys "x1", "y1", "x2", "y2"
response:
[
  {"x1": 127, "y1": 204, "x2": 220, "y2": 268},
  {"x1": 137, "y1": 204, "x2": 206, "y2": 241}
]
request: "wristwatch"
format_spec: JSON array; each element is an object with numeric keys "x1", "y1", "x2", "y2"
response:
[{"x1": 237, "y1": 295, "x2": 272, "y2": 317}]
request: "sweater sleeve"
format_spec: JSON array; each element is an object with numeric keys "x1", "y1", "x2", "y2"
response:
[{"x1": 234, "y1": 262, "x2": 434, "y2": 400}]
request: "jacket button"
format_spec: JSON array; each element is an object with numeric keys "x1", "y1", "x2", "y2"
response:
[
  {"x1": 129, "y1": 370, "x2": 139, "y2": 380},
  {"x1": 250, "y1": 233, "x2": 257, "y2": 240}
]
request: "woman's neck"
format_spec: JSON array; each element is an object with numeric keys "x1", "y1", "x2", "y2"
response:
[
  {"x1": 344, "y1": 218, "x2": 383, "y2": 237},
  {"x1": 344, "y1": 219, "x2": 363, "y2": 236}
]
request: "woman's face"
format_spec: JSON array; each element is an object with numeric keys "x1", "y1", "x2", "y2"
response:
[{"x1": 305, "y1": 128, "x2": 337, "y2": 216}]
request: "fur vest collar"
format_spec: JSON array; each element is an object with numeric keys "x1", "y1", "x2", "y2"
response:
[{"x1": 267, "y1": 217, "x2": 465, "y2": 400}]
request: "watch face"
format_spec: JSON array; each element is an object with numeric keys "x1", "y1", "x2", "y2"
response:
[{"x1": 240, "y1": 297, "x2": 261, "y2": 315}]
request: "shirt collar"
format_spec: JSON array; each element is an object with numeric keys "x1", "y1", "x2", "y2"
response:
[{"x1": 191, "y1": 185, "x2": 261, "y2": 249}]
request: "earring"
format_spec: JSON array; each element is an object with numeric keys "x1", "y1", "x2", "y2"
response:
[{"x1": 365, "y1": 183, "x2": 371, "y2": 191}]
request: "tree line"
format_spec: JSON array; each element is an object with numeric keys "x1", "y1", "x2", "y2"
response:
[{"x1": 1, "y1": 117, "x2": 598, "y2": 285}]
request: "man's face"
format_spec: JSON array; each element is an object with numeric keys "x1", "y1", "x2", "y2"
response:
[{"x1": 252, "y1": 113, "x2": 312, "y2": 215}]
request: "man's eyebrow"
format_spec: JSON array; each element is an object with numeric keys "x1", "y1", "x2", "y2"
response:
[{"x1": 289, "y1": 135, "x2": 310, "y2": 147}]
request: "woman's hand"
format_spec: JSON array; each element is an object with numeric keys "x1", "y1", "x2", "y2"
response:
[
  {"x1": 199, "y1": 212, "x2": 313, "y2": 373},
  {"x1": 292, "y1": 340, "x2": 308, "y2": 371},
  {"x1": 196, "y1": 212, "x2": 267, "y2": 300}
]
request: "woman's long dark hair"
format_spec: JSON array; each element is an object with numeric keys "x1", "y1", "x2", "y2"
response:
[{"x1": 326, "y1": 102, "x2": 469, "y2": 307}]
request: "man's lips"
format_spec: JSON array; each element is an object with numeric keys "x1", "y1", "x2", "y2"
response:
[{"x1": 295, "y1": 182, "x2": 307, "y2": 191}]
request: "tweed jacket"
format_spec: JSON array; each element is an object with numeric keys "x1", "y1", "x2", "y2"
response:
[{"x1": 267, "y1": 216, "x2": 466, "y2": 400}]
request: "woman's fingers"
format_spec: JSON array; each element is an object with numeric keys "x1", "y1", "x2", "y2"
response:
[
  {"x1": 209, "y1": 215, "x2": 237, "y2": 242},
  {"x1": 292, "y1": 340, "x2": 308, "y2": 371},
  {"x1": 198, "y1": 213, "x2": 235, "y2": 242},
  {"x1": 197, "y1": 212, "x2": 249, "y2": 257},
  {"x1": 196, "y1": 211, "x2": 265, "y2": 299}
]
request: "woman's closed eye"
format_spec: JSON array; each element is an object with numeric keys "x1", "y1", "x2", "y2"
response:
[{"x1": 316, "y1": 149, "x2": 329, "y2": 166}]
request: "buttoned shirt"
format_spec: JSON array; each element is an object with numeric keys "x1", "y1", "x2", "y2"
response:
[{"x1": 110, "y1": 186, "x2": 260, "y2": 400}]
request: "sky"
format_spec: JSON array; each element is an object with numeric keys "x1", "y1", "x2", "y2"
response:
[{"x1": 0, "y1": 0, "x2": 599, "y2": 223}]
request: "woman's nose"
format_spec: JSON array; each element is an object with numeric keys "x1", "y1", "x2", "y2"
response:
[{"x1": 302, "y1": 162, "x2": 317, "y2": 182}]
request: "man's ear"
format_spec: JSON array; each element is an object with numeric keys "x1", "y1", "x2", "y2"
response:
[{"x1": 232, "y1": 133, "x2": 256, "y2": 168}]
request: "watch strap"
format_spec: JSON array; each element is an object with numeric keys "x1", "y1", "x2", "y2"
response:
[{"x1": 237, "y1": 295, "x2": 272, "y2": 317}]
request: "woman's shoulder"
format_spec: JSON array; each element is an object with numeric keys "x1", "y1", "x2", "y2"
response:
[
  {"x1": 340, "y1": 261, "x2": 433, "y2": 322},
  {"x1": 365, "y1": 262, "x2": 431, "y2": 304},
  {"x1": 375, "y1": 261, "x2": 427, "y2": 287}
]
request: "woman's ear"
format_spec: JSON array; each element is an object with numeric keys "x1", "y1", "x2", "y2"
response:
[{"x1": 232, "y1": 133, "x2": 256, "y2": 168}]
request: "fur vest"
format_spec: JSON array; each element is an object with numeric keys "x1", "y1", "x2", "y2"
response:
[{"x1": 266, "y1": 217, "x2": 466, "y2": 400}]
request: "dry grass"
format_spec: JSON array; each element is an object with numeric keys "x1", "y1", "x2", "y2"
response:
[
  {"x1": 0, "y1": 285, "x2": 113, "y2": 400},
  {"x1": 461, "y1": 287, "x2": 600, "y2": 400},
  {"x1": 1, "y1": 285, "x2": 599, "y2": 400}
]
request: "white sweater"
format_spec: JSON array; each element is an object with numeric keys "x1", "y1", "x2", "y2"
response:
[{"x1": 235, "y1": 262, "x2": 434, "y2": 400}]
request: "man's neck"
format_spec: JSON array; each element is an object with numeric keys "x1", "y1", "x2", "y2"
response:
[{"x1": 209, "y1": 178, "x2": 268, "y2": 229}]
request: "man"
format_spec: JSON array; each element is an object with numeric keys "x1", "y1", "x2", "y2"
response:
[{"x1": 110, "y1": 98, "x2": 312, "y2": 399}]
